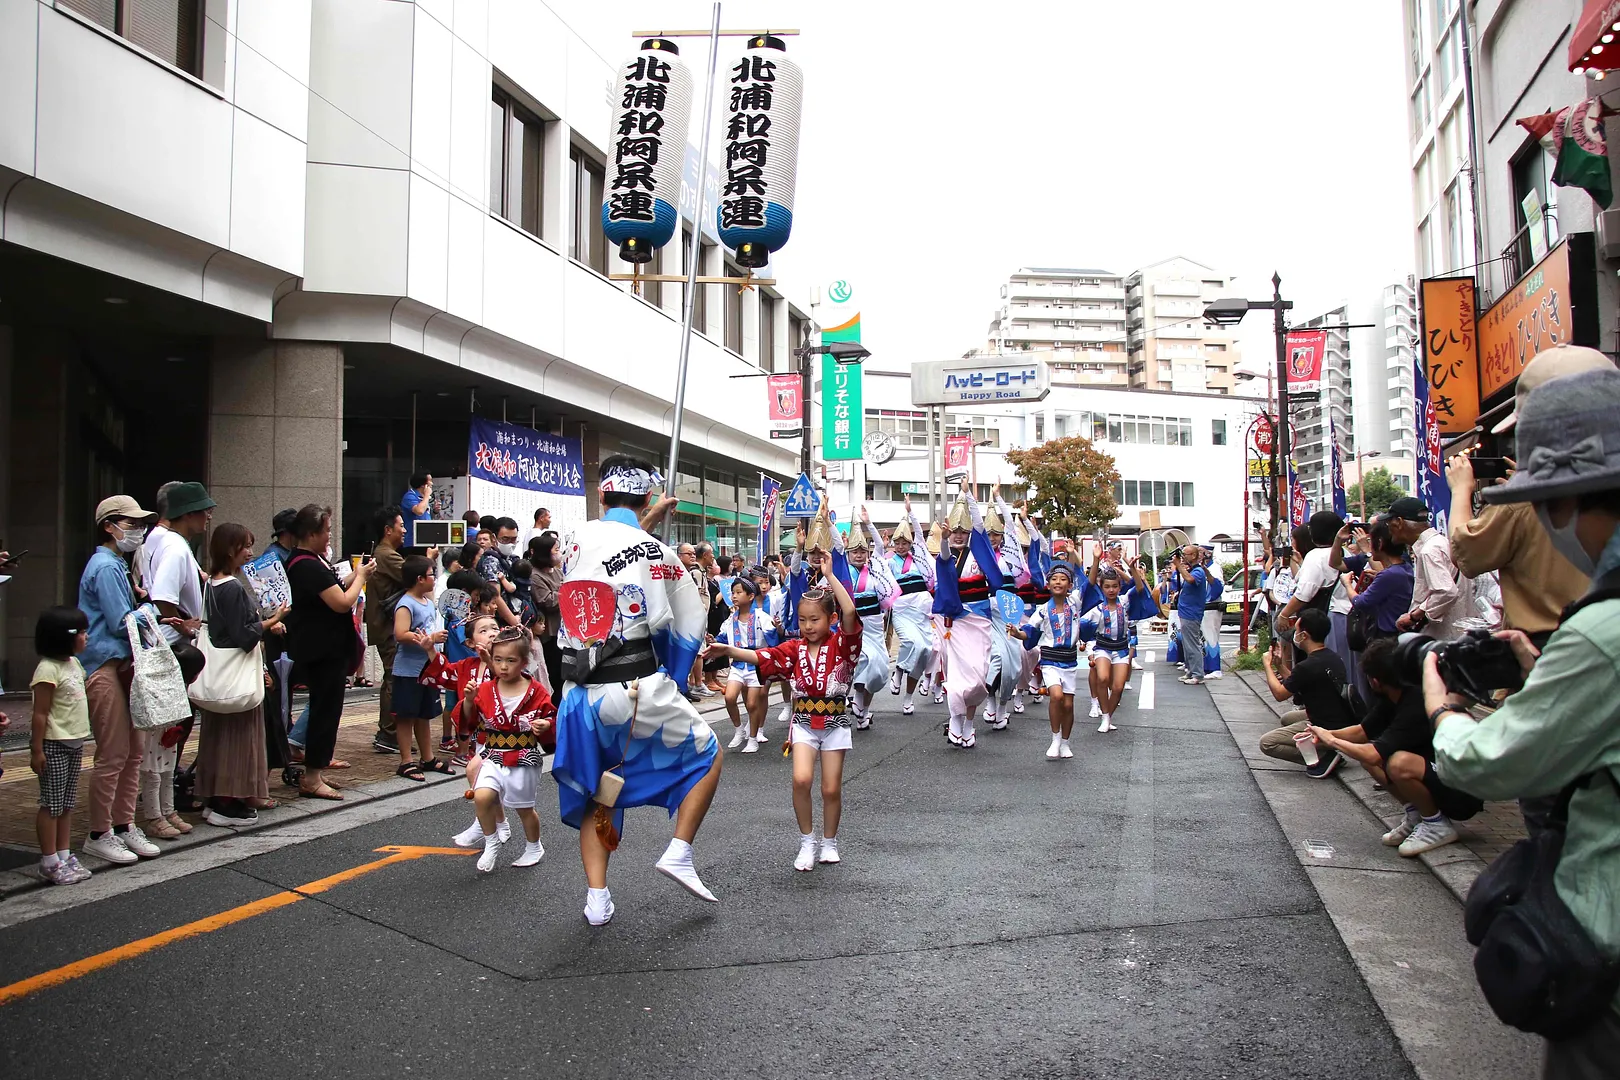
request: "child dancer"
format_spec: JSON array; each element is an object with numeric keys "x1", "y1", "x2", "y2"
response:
[
  {"x1": 717, "y1": 578, "x2": 776, "y2": 753},
  {"x1": 1082, "y1": 557, "x2": 1161, "y2": 733},
  {"x1": 844, "y1": 507, "x2": 895, "y2": 730},
  {"x1": 437, "y1": 613, "x2": 502, "y2": 847},
  {"x1": 933, "y1": 490, "x2": 1003, "y2": 748},
  {"x1": 881, "y1": 496, "x2": 936, "y2": 715},
  {"x1": 30, "y1": 607, "x2": 94, "y2": 884},
  {"x1": 748, "y1": 564, "x2": 784, "y2": 743},
  {"x1": 708, "y1": 544, "x2": 860, "y2": 870},
  {"x1": 459, "y1": 627, "x2": 553, "y2": 872},
  {"x1": 1009, "y1": 564, "x2": 1082, "y2": 760}
]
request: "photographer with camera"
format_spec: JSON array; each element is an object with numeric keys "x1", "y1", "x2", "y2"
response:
[
  {"x1": 1424, "y1": 365, "x2": 1620, "y2": 1072},
  {"x1": 1389, "y1": 497, "x2": 1466, "y2": 640}
]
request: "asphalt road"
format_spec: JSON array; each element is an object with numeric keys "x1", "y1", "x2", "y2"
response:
[{"x1": 0, "y1": 655, "x2": 1414, "y2": 1079}]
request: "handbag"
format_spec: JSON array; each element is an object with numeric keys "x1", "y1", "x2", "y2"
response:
[
  {"x1": 188, "y1": 584, "x2": 266, "y2": 713},
  {"x1": 123, "y1": 609, "x2": 194, "y2": 730},
  {"x1": 1346, "y1": 604, "x2": 1376, "y2": 652}
]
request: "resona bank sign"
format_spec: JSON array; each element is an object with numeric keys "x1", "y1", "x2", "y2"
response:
[{"x1": 911, "y1": 358, "x2": 1051, "y2": 406}]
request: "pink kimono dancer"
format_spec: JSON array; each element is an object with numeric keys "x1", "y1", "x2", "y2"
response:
[{"x1": 941, "y1": 612, "x2": 992, "y2": 722}]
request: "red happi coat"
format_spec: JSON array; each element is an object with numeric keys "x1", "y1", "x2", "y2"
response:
[
  {"x1": 753, "y1": 624, "x2": 863, "y2": 728},
  {"x1": 470, "y1": 677, "x2": 556, "y2": 766}
]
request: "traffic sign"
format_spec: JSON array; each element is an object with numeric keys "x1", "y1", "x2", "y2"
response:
[{"x1": 782, "y1": 473, "x2": 822, "y2": 518}]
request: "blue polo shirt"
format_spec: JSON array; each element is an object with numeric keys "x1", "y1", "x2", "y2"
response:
[
  {"x1": 1176, "y1": 567, "x2": 1208, "y2": 620},
  {"x1": 401, "y1": 489, "x2": 427, "y2": 546}
]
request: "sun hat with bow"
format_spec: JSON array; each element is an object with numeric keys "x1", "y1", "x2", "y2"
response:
[{"x1": 1484, "y1": 366, "x2": 1620, "y2": 505}]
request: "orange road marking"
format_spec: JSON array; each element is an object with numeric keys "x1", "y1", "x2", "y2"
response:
[{"x1": 0, "y1": 846, "x2": 476, "y2": 1007}]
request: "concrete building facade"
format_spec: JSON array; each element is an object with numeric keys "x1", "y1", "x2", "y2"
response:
[
  {"x1": 988, "y1": 267, "x2": 1131, "y2": 385},
  {"x1": 1125, "y1": 257, "x2": 1241, "y2": 395}
]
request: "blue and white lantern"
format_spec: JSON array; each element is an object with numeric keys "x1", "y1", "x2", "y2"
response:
[
  {"x1": 603, "y1": 38, "x2": 694, "y2": 264},
  {"x1": 717, "y1": 35, "x2": 803, "y2": 269}
]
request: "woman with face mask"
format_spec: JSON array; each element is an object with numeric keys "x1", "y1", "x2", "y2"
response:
[{"x1": 77, "y1": 496, "x2": 178, "y2": 863}]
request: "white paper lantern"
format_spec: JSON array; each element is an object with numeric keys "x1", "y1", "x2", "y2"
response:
[
  {"x1": 717, "y1": 35, "x2": 803, "y2": 269},
  {"x1": 603, "y1": 39, "x2": 694, "y2": 264}
]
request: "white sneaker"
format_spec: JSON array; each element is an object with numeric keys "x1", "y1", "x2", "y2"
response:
[
  {"x1": 84, "y1": 832, "x2": 138, "y2": 866},
  {"x1": 63, "y1": 854, "x2": 93, "y2": 882},
  {"x1": 497, "y1": 820, "x2": 511, "y2": 843},
  {"x1": 741, "y1": 737, "x2": 759, "y2": 754},
  {"x1": 1089, "y1": 699, "x2": 1102, "y2": 718},
  {"x1": 655, "y1": 841, "x2": 719, "y2": 902},
  {"x1": 511, "y1": 840, "x2": 545, "y2": 868},
  {"x1": 1382, "y1": 810, "x2": 1421, "y2": 847},
  {"x1": 477, "y1": 837, "x2": 502, "y2": 873},
  {"x1": 1398, "y1": 818, "x2": 1459, "y2": 857},
  {"x1": 584, "y1": 888, "x2": 615, "y2": 926},
  {"x1": 1207, "y1": 670, "x2": 1223, "y2": 680},
  {"x1": 818, "y1": 837, "x2": 841, "y2": 864},
  {"x1": 794, "y1": 835, "x2": 818, "y2": 871},
  {"x1": 1046, "y1": 737, "x2": 1062, "y2": 760},
  {"x1": 120, "y1": 826, "x2": 161, "y2": 859},
  {"x1": 1059, "y1": 740, "x2": 1074, "y2": 759},
  {"x1": 452, "y1": 821, "x2": 485, "y2": 848},
  {"x1": 728, "y1": 727, "x2": 747, "y2": 749}
]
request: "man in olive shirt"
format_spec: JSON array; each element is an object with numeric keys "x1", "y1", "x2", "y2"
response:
[
  {"x1": 366, "y1": 507, "x2": 407, "y2": 753},
  {"x1": 1426, "y1": 366, "x2": 1620, "y2": 1075}
]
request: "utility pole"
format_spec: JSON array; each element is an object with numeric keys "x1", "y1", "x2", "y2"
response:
[{"x1": 1271, "y1": 272, "x2": 1289, "y2": 545}]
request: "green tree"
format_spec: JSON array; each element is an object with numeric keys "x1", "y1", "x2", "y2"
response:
[
  {"x1": 1346, "y1": 465, "x2": 1404, "y2": 519},
  {"x1": 1005, "y1": 435, "x2": 1120, "y2": 539}
]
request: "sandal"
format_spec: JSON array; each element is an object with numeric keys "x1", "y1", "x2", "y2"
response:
[
  {"x1": 247, "y1": 797, "x2": 279, "y2": 810},
  {"x1": 326, "y1": 759, "x2": 352, "y2": 770},
  {"x1": 299, "y1": 784, "x2": 343, "y2": 801},
  {"x1": 396, "y1": 762, "x2": 426, "y2": 782},
  {"x1": 419, "y1": 758, "x2": 452, "y2": 775},
  {"x1": 144, "y1": 818, "x2": 182, "y2": 839}
]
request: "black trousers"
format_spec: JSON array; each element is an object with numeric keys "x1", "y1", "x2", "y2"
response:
[{"x1": 294, "y1": 656, "x2": 348, "y2": 771}]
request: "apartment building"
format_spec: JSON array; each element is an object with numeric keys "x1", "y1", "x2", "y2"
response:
[
  {"x1": 988, "y1": 267, "x2": 1131, "y2": 384},
  {"x1": 1124, "y1": 257, "x2": 1241, "y2": 394}
]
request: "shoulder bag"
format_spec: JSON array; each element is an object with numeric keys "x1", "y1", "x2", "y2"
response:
[
  {"x1": 123, "y1": 608, "x2": 194, "y2": 730},
  {"x1": 1463, "y1": 573, "x2": 1620, "y2": 1039},
  {"x1": 188, "y1": 583, "x2": 266, "y2": 714}
]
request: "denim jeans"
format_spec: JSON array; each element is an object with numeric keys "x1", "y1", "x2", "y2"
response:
[{"x1": 289, "y1": 703, "x2": 310, "y2": 749}]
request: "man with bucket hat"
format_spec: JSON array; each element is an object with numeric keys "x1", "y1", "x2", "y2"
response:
[{"x1": 1423, "y1": 364, "x2": 1620, "y2": 1072}]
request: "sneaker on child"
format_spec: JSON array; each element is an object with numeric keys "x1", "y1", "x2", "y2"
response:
[{"x1": 1398, "y1": 817, "x2": 1459, "y2": 857}]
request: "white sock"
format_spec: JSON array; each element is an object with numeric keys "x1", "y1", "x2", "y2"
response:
[
  {"x1": 1104, "y1": 713, "x2": 1113, "y2": 725},
  {"x1": 484, "y1": 834, "x2": 501, "y2": 848},
  {"x1": 1049, "y1": 733, "x2": 1062, "y2": 750},
  {"x1": 1061, "y1": 738, "x2": 1072, "y2": 750},
  {"x1": 41, "y1": 852, "x2": 60, "y2": 869},
  {"x1": 57, "y1": 849, "x2": 71, "y2": 861},
  {"x1": 662, "y1": 837, "x2": 693, "y2": 863}
]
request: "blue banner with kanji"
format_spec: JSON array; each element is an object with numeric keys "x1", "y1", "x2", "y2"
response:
[
  {"x1": 469, "y1": 417, "x2": 584, "y2": 496},
  {"x1": 1330, "y1": 416, "x2": 1348, "y2": 519},
  {"x1": 1412, "y1": 354, "x2": 1447, "y2": 530},
  {"x1": 758, "y1": 474, "x2": 781, "y2": 557}
]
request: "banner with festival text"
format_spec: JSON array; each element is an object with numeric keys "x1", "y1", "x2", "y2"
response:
[{"x1": 467, "y1": 417, "x2": 587, "y2": 532}]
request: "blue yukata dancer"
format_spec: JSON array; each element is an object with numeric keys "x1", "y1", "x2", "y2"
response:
[
  {"x1": 880, "y1": 495, "x2": 936, "y2": 715},
  {"x1": 1080, "y1": 557, "x2": 1162, "y2": 733},
  {"x1": 840, "y1": 507, "x2": 896, "y2": 729},
  {"x1": 1005, "y1": 498, "x2": 1051, "y2": 699},
  {"x1": 550, "y1": 456, "x2": 723, "y2": 928},
  {"x1": 716, "y1": 577, "x2": 777, "y2": 753},
  {"x1": 982, "y1": 494, "x2": 1031, "y2": 732}
]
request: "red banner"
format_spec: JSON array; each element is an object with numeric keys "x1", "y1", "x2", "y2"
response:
[
  {"x1": 766, "y1": 373, "x2": 802, "y2": 440},
  {"x1": 943, "y1": 434, "x2": 971, "y2": 474},
  {"x1": 1284, "y1": 330, "x2": 1327, "y2": 395}
]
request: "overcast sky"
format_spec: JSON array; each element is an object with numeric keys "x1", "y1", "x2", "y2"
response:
[{"x1": 552, "y1": 0, "x2": 1415, "y2": 374}]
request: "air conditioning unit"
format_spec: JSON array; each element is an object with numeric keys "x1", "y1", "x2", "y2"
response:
[{"x1": 1598, "y1": 208, "x2": 1620, "y2": 260}]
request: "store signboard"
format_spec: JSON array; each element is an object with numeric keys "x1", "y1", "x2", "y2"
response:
[
  {"x1": 912, "y1": 358, "x2": 1050, "y2": 406},
  {"x1": 1418, "y1": 276, "x2": 1481, "y2": 435},
  {"x1": 1478, "y1": 236, "x2": 1599, "y2": 401}
]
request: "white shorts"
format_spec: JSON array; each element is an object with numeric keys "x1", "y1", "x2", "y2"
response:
[
  {"x1": 727, "y1": 669, "x2": 761, "y2": 689},
  {"x1": 1041, "y1": 665, "x2": 1079, "y2": 696},
  {"x1": 1092, "y1": 647, "x2": 1131, "y2": 663},
  {"x1": 473, "y1": 760, "x2": 541, "y2": 809},
  {"x1": 789, "y1": 722, "x2": 853, "y2": 753}
]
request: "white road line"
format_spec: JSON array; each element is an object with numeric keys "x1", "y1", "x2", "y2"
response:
[
  {"x1": 1138, "y1": 671, "x2": 1155, "y2": 710},
  {"x1": 1141, "y1": 650, "x2": 1155, "y2": 664}
]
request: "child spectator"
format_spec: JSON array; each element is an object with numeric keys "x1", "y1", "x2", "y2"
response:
[
  {"x1": 392, "y1": 555, "x2": 451, "y2": 780},
  {"x1": 30, "y1": 607, "x2": 93, "y2": 885}
]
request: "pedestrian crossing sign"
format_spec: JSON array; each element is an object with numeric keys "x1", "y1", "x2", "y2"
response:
[{"x1": 783, "y1": 473, "x2": 821, "y2": 518}]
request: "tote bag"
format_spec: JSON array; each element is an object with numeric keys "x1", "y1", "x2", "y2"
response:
[
  {"x1": 124, "y1": 608, "x2": 193, "y2": 730},
  {"x1": 189, "y1": 584, "x2": 266, "y2": 714}
]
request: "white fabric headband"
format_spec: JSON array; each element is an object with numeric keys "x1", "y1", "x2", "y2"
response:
[{"x1": 599, "y1": 466, "x2": 662, "y2": 495}]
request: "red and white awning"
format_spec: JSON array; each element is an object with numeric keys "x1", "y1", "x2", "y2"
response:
[{"x1": 1571, "y1": 0, "x2": 1620, "y2": 75}]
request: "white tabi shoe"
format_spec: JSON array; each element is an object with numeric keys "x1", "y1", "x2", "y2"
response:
[
  {"x1": 477, "y1": 835, "x2": 502, "y2": 873},
  {"x1": 584, "y1": 887, "x2": 614, "y2": 926},
  {"x1": 655, "y1": 840, "x2": 719, "y2": 902},
  {"x1": 511, "y1": 840, "x2": 544, "y2": 867},
  {"x1": 794, "y1": 834, "x2": 818, "y2": 871},
  {"x1": 452, "y1": 820, "x2": 484, "y2": 848},
  {"x1": 817, "y1": 837, "x2": 841, "y2": 864},
  {"x1": 1059, "y1": 740, "x2": 1074, "y2": 759},
  {"x1": 728, "y1": 726, "x2": 747, "y2": 749}
]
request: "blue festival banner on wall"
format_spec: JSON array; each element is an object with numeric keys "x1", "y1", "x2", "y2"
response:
[
  {"x1": 1412, "y1": 354, "x2": 1447, "y2": 530},
  {"x1": 1329, "y1": 416, "x2": 1348, "y2": 519},
  {"x1": 468, "y1": 418, "x2": 587, "y2": 531},
  {"x1": 758, "y1": 474, "x2": 781, "y2": 556}
]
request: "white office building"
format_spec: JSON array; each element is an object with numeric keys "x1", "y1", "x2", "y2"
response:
[
  {"x1": 988, "y1": 267, "x2": 1131, "y2": 384},
  {"x1": 0, "y1": 0, "x2": 811, "y2": 685}
]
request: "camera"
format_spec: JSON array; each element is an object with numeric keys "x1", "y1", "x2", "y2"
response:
[{"x1": 1390, "y1": 630, "x2": 1524, "y2": 704}]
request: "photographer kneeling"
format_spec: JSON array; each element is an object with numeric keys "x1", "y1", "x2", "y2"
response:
[{"x1": 1419, "y1": 366, "x2": 1620, "y2": 1075}]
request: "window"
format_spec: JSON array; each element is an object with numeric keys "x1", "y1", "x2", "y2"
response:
[
  {"x1": 760, "y1": 295, "x2": 777, "y2": 372},
  {"x1": 1034, "y1": 414, "x2": 1045, "y2": 442},
  {"x1": 1211, "y1": 419, "x2": 1227, "y2": 445},
  {"x1": 1113, "y1": 479, "x2": 1193, "y2": 508},
  {"x1": 864, "y1": 482, "x2": 899, "y2": 502},
  {"x1": 570, "y1": 146, "x2": 606, "y2": 273},
  {"x1": 723, "y1": 260, "x2": 745, "y2": 354},
  {"x1": 491, "y1": 89, "x2": 545, "y2": 236},
  {"x1": 61, "y1": 0, "x2": 202, "y2": 76},
  {"x1": 1510, "y1": 142, "x2": 1560, "y2": 282}
]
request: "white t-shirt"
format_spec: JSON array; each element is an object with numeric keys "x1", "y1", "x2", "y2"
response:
[
  {"x1": 1291, "y1": 547, "x2": 1335, "y2": 609},
  {"x1": 140, "y1": 525, "x2": 204, "y2": 645}
]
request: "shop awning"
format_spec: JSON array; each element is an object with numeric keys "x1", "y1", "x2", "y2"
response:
[{"x1": 1571, "y1": 0, "x2": 1620, "y2": 74}]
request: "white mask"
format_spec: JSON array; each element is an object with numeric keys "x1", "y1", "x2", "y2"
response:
[
  {"x1": 1535, "y1": 504, "x2": 1597, "y2": 577},
  {"x1": 498, "y1": 542, "x2": 517, "y2": 558},
  {"x1": 114, "y1": 524, "x2": 145, "y2": 553}
]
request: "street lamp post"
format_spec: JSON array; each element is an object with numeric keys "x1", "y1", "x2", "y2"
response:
[
  {"x1": 1355, "y1": 449, "x2": 1382, "y2": 521},
  {"x1": 789, "y1": 337, "x2": 871, "y2": 482}
]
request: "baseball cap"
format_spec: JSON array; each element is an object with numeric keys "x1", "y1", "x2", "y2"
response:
[
  {"x1": 272, "y1": 508, "x2": 299, "y2": 536},
  {"x1": 1491, "y1": 345, "x2": 1613, "y2": 433},
  {"x1": 1387, "y1": 497, "x2": 1429, "y2": 522},
  {"x1": 94, "y1": 495, "x2": 158, "y2": 525}
]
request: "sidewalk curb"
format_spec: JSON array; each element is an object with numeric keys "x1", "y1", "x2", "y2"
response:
[{"x1": 1225, "y1": 667, "x2": 1486, "y2": 905}]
